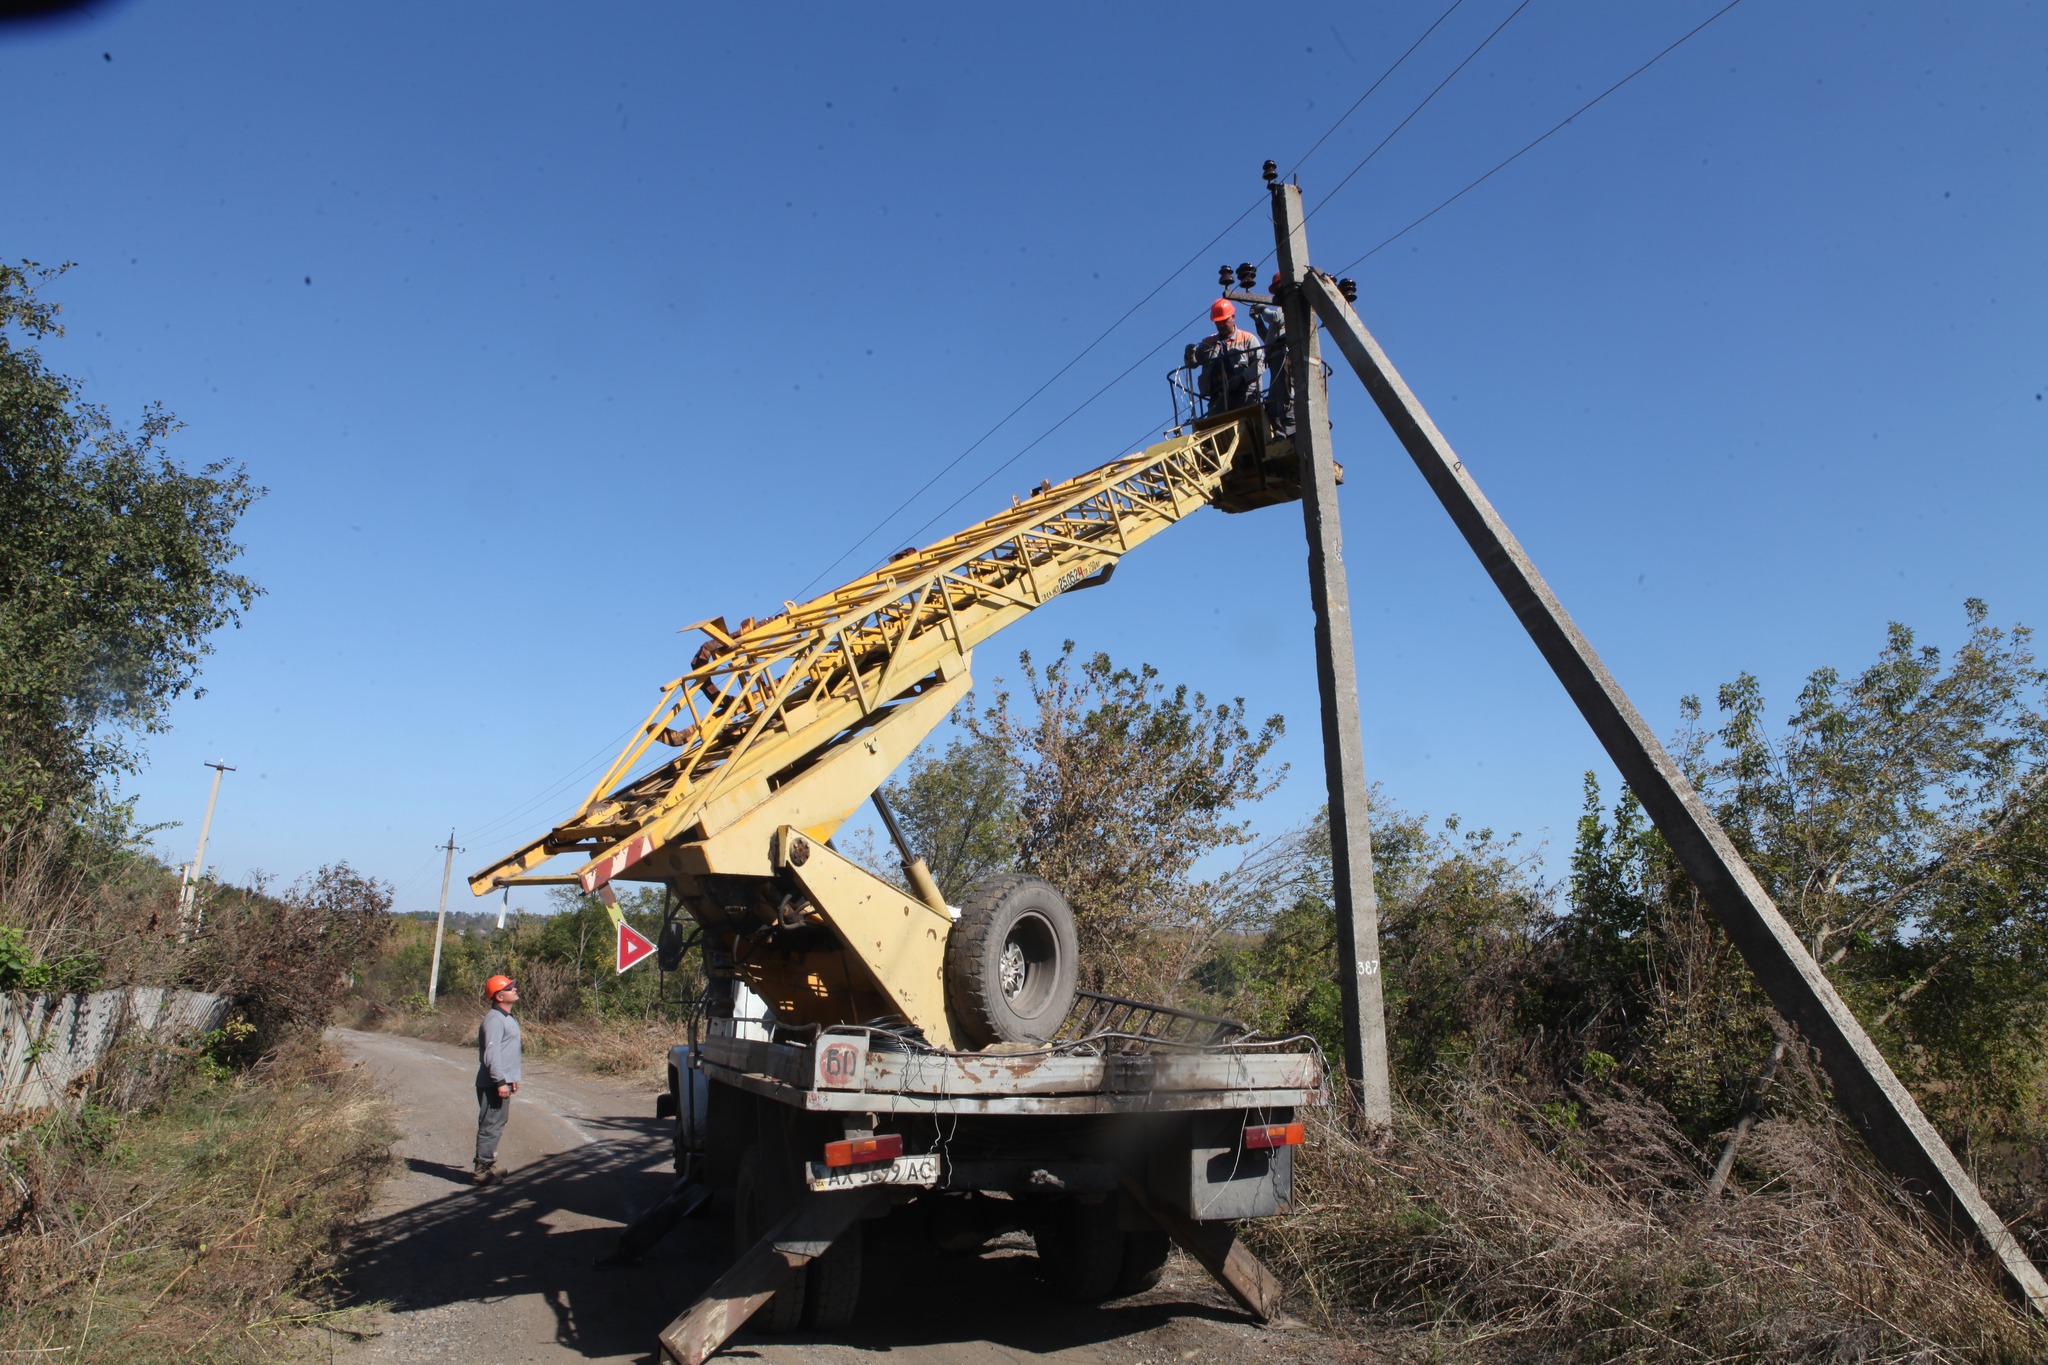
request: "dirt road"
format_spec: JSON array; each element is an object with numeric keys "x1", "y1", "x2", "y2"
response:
[{"x1": 330, "y1": 1027, "x2": 1346, "y2": 1365}]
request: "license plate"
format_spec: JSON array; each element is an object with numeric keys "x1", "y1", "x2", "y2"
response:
[{"x1": 805, "y1": 1153, "x2": 941, "y2": 1191}]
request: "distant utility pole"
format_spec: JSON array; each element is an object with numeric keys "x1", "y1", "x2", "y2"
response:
[
  {"x1": 176, "y1": 761, "x2": 235, "y2": 941},
  {"x1": 1270, "y1": 175, "x2": 1393, "y2": 1126},
  {"x1": 426, "y1": 830, "x2": 462, "y2": 1007}
]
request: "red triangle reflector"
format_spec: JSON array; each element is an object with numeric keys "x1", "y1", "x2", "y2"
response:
[{"x1": 616, "y1": 920, "x2": 656, "y2": 974}]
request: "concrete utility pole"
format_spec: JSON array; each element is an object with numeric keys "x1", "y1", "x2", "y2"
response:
[
  {"x1": 176, "y1": 761, "x2": 235, "y2": 940},
  {"x1": 427, "y1": 830, "x2": 462, "y2": 1007},
  {"x1": 1270, "y1": 179, "x2": 1393, "y2": 1126},
  {"x1": 1297, "y1": 268, "x2": 2048, "y2": 1310}
]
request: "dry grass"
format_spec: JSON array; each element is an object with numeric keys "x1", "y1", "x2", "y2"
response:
[
  {"x1": 0, "y1": 1039, "x2": 394, "y2": 1362},
  {"x1": 353, "y1": 1000, "x2": 671, "y2": 1087},
  {"x1": 0, "y1": 823, "x2": 182, "y2": 993},
  {"x1": 1251, "y1": 1080, "x2": 2048, "y2": 1363}
]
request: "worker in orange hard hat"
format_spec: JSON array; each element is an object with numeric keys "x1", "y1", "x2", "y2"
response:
[
  {"x1": 473, "y1": 974, "x2": 522, "y2": 1185},
  {"x1": 1193, "y1": 297, "x2": 1264, "y2": 417}
]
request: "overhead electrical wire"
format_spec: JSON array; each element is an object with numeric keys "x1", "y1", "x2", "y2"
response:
[
  {"x1": 386, "y1": 845, "x2": 453, "y2": 908},
  {"x1": 472, "y1": 0, "x2": 1737, "y2": 861},
  {"x1": 1307, "y1": 0, "x2": 1533, "y2": 222},
  {"x1": 894, "y1": 0, "x2": 1741, "y2": 547},
  {"x1": 1331, "y1": 0, "x2": 1747, "y2": 275},
  {"x1": 878, "y1": 0, "x2": 1531, "y2": 557},
  {"x1": 459, "y1": 718, "x2": 641, "y2": 846},
  {"x1": 1283, "y1": 0, "x2": 1470, "y2": 181},
  {"x1": 792, "y1": 0, "x2": 1468, "y2": 599},
  {"x1": 788, "y1": 196, "x2": 1267, "y2": 599}
]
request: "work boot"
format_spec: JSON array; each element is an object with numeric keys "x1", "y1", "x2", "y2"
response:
[{"x1": 472, "y1": 1160, "x2": 499, "y2": 1186}]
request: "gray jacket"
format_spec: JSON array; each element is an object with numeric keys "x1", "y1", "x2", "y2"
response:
[{"x1": 478, "y1": 1008, "x2": 523, "y2": 1088}]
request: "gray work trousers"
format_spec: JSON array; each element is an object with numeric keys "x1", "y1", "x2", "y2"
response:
[{"x1": 475, "y1": 1085, "x2": 512, "y2": 1165}]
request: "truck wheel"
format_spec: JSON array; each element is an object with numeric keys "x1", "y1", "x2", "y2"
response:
[
  {"x1": 945, "y1": 875, "x2": 1080, "y2": 1048},
  {"x1": 703, "y1": 1079, "x2": 751, "y2": 1191},
  {"x1": 1031, "y1": 1197, "x2": 1124, "y2": 1304},
  {"x1": 733, "y1": 1147, "x2": 807, "y2": 1332},
  {"x1": 802, "y1": 1220, "x2": 862, "y2": 1329},
  {"x1": 1117, "y1": 1228, "x2": 1172, "y2": 1295}
]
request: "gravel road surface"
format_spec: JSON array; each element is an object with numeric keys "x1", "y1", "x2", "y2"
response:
[{"x1": 330, "y1": 1027, "x2": 1348, "y2": 1365}]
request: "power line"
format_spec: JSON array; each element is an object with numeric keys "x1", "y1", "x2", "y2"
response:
[
  {"x1": 879, "y1": 0, "x2": 1518, "y2": 556},
  {"x1": 475, "y1": 0, "x2": 1724, "y2": 859},
  {"x1": 790, "y1": 195, "x2": 1266, "y2": 598},
  {"x1": 794, "y1": 0, "x2": 1468, "y2": 598},
  {"x1": 461, "y1": 719, "x2": 641, "y2": 846},
  {"x1": 1287, "y1": 0, "x2": 1469, "y2": 179},
  {"x1": 1307, "y1": 0, "x2": 1535, "y2": 222},
  {"x1": 1333, "y1": 0, "x2": 1747, "y2": 275},
  {"x1": 876, "y1": 0, "x2": 1739, "y2": 580}
]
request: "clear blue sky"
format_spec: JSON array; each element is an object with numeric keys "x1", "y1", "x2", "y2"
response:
[{"x1": 5, "y1": 1, "x2": 2043, "y2": 914}]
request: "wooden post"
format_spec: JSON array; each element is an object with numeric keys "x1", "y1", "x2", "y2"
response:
[
  {"x1": 1120, "y1": 1177, "x2": 1285, "y2": 1322},
  {"x1": 659, "y1": 1189, "x2": 884, "y2": 1364},
  {"x1": 1300, "y1": 268, "x2": 2048, "y2": 1311},
  {"x1": 1271, "y1": 182, "x2": 1393, "y2": 1126}
]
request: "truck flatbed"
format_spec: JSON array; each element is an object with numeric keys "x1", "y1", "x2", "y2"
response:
[{"x1": 693, "y1": 1025, "x2": 1326, "y2": 1117}]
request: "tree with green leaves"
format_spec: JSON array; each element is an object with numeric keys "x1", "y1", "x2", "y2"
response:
[
  {"x1": 0, "y1": 261, "x2": 262, "y2": 826},
  {"x1": 970, "y1": 642, "x2": 1290, "y2": 998},
  {"x1": 1566, "y1": 600, "x2": 2048, "y2": 1145},
  {"x1": 880, "y1": 720, "x2": 1019, "y2": 900},
  {"x1": 1216, "y1": 801, "x2": 1548, "y2": 1076}
]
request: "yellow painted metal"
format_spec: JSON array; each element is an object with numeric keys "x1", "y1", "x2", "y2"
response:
[
  {"x1": 469, "y1": 410, "x2": 1291, "y2": 898},
  {"x1": 462, "y1": 405, "x2": 1298, "y2": 1040},
  {"x1": 675, "y1": 669, "x2": 971, "y2": 879},
  {"x1": 774, "y1": 828, "x2": 956, "y2": 1048}
]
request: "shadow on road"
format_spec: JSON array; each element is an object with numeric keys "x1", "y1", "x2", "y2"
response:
[
  {"x1": 341, "y1": 1133, "x2": 1249, "y2": 1361},
  {"x1": 403, "y1": 1157, "x2": 477, "y2": 1187}
]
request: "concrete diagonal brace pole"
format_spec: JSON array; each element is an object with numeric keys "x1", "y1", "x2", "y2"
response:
[
  {"x1": 1271, "y1": 181, "x2": 1392, "y2": 1126},
  {"x1": 1298, "y1": 267, "x2": 2048, "y2": 1309}
]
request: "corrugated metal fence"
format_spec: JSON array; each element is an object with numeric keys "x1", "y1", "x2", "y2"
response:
[{"x1": 0, "y1": 987, "x2": 228, "y2": 1116}]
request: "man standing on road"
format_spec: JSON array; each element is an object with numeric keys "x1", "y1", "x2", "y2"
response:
[{"x1": 474, "y1": 974, "x2": 522, "y2": 1185}]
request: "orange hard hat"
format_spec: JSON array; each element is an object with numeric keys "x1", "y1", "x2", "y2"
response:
[
  {"x1": 484, "y1": 975, "x2": 516, "y2": 1000},
  {"x1": 1270, "y1": 271, "x2": 1284, "y2": 293},
  {"x1": 1210, "y1": 298, "x2": 1236, "y2": 324}
]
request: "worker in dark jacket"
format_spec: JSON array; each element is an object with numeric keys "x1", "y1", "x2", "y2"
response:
[
  {"x1": 1251, "y1": 272, "x2": 1293, "y2": 436},
  {"x1": 1194, "y1": 298, "x2": 1264, "y2": 416},
  {"x1": 474, "y1": 974, "x2": 522, "y2": 1185}
]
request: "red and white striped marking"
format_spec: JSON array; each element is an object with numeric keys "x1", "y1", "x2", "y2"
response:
[{"x1": 579, "y1": 833, "x2": 654, "y2": 893}]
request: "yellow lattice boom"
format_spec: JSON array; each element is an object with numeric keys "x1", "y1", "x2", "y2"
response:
[{"x1": 469, "y1": 409, "x2": 1297, "y2": 899}]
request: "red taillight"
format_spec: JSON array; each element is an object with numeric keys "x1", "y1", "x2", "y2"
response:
[
  {"x1": 1244, "y1": 1121, "x2": 1305, "y2": 1150},
  {"x1": 822, "y1": 1133, "x2": 904, "y2": 1168}
]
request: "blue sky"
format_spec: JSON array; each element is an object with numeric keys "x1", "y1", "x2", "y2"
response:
[{"x1": 5, "y1": 1, "x2": 2042, "y2": 914}]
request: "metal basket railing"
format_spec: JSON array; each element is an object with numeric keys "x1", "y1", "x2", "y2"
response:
[
  {"x1": 1058, "y1": 989, "x2": 1250, "y2": 1050},
  {"x1": 1167, "y1": 343, "x2": 1273, "y2": 429}
]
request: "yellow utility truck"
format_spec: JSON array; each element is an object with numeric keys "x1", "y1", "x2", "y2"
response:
[{"x1": 471, "y1": 365, "x2": 1326, "y2": 1361}]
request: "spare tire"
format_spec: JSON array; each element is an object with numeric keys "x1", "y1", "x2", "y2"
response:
[{"x1": 945, "y1": 875, "x2": 1080, "y2": 1049}]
